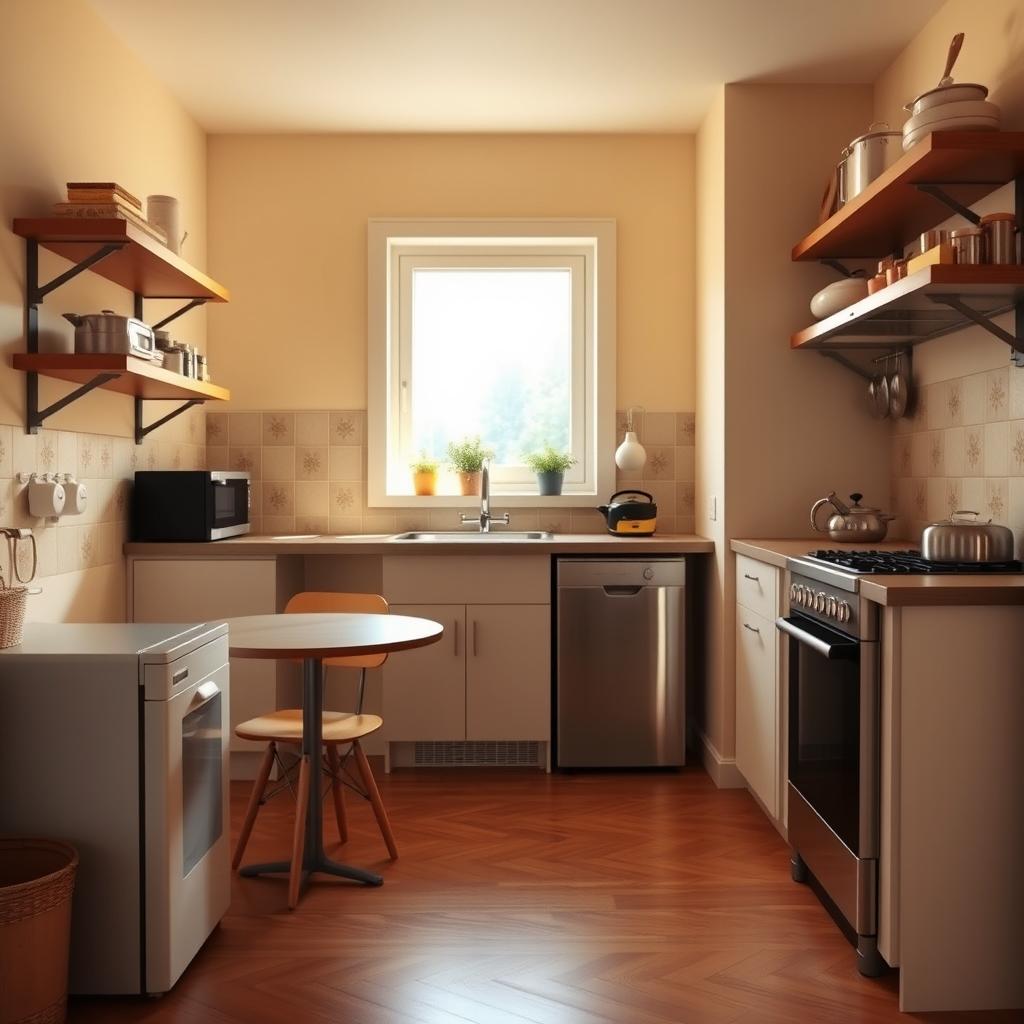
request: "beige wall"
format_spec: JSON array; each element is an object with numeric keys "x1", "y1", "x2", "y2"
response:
[
  {"x1": 206, "y1": 133, "x2": 695, "y2": 412},
  {"x1": 696, "y1": 83, "x2": 891, "y2": 765},
  {"x1": 0, "y1": 0, "x2": 208, "y2": 621}
]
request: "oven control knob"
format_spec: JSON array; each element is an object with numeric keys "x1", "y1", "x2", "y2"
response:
[
  {"x1": 815, "y1": 591, "x2": 827, "y2": 613},
  {"x1": 790, "y1": 582, "x2": 799, "y2": 603},
  {"x1": 797, "y1": 585, "x2": 808, "y2": 607},
  {"x1": 838, "y1": 601, "x2": 851, "y2": 623},
  {"x1": 826, "y1": 596, "x2": 837, "y2": 618}
]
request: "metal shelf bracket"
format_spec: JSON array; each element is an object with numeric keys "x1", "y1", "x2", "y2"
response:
[
  {"x1": 151, "y1": 298, "x2": 207, "y2": 331},
  {"x1": 912, "y1": 182, "x2": 1001, "y2": 226},
  {"x1": 819, "y1": 347, "x2": 913, "y2": 383},
  {"x1": 928, "y1": 294, "x2": 1024, "y2": 362},
  {"x1": 27, "y1": 373, "x2": 122, "y2": 433},
  {"x1": 27, "y1": 239, "x2": 126, "y2": 304},
  {"x1": 135, "y1": 398, "x2": 203, "y2": 446}
]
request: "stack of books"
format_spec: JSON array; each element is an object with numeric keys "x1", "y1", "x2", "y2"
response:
[{"x1": 53, "y1": 182, "x2": 167, "y2": 245}]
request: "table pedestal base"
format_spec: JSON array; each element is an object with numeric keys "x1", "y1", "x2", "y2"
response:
[{"x1": 238, "y1": 656, "x2": 383, "y2": 892}]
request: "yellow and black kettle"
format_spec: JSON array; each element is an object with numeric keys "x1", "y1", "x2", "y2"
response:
[{"x1": 597, "y1": 490, "x2": 657, "y2": 536}]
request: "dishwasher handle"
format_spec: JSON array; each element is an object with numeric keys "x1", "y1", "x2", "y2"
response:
[{"x1": 602, "y1": 585, "x2": 644, "y2": 596}]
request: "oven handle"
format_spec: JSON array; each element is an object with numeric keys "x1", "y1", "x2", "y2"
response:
[
  {"x1": 776, "y1": 616, "x2": 859, "y2": 660},
  {"x1": 189, "y1": 679, "x2": 221, "y2": 710}
]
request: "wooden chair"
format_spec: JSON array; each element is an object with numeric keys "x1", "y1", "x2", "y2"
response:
[{"x1": 231, "y1": 592, "x2": 398, "y2": 906}]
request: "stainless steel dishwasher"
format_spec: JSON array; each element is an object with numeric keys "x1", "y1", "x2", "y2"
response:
[{"x1": 556, "y1": 558, "x2": 685, "y2": 767}]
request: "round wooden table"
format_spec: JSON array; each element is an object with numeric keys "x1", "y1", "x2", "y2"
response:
[{"x1": 225, "y1": 612, "x2": 443, "y2": 893}]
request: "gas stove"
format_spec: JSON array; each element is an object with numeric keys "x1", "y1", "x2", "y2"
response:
[{"x1": 785, "y1": 548, "x2": 1024, "y2": 635}]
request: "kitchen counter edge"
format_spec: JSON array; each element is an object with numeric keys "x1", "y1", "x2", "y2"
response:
[
  {"x1": 731, "y1": 538, "x2": 1024, "y2": 606},
  {"x1": 126, "y1": 533, "x2": 715, "y2": 558}
]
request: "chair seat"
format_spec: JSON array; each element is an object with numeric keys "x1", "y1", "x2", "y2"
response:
[{"x1": 235, "y1": 708, "x2": 384, "y2": 744}]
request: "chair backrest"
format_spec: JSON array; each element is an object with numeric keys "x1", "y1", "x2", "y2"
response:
[{"x1": 284, "y1": 591, "x2": 390, "y2": 669}]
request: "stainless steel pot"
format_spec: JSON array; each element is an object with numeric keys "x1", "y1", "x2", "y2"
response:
[
  {"x1": 921, "y1": 511, "x2": 1015, "y2": 563},
  {"x1": 811, "y1": 491, "x2": 896, "y2": 543},
  {"x1": 62, "y1": 310, "x2": 154, "y2": 359},
  {"x1": 843, "y1": 124, "x2": 901, "y2": 201}
]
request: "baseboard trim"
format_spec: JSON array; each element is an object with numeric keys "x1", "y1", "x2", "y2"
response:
[{"x1": 699, "y1": 733, "x2": 747, "y2": 789}]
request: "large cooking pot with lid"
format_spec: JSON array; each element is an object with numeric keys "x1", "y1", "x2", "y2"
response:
[
  {"x1": 921, "y1": 510, "x2": 1015, "y2": 563},
  {"x1": 811, "y1": 491, "x2": 895, "y2": 542},
  {"x1": 62, "y1": 310, "x2": 155, "y2": 359}
]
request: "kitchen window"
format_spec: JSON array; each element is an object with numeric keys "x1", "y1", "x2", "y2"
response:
[{"x1": 367, "y1": 220, "x2": 616, "y2": 507}]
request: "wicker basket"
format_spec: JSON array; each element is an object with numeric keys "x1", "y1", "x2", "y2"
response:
[
  {"x1": 0, "y1": 839, "x2": 79, "y2": 1024},
  {"x1": 0, "y1": 583, "x2": 27, "y2": 649}
]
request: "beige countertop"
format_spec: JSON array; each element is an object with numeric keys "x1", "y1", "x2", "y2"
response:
[
  {"x1": 126, "y1": 532, "x2": 715, "y2": 558},
  {"x1": 731, "y1": 538, "x2": 1024, "y2": 606}
]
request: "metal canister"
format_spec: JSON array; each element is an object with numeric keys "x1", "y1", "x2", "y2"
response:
[
  {"x1": 196, "y1": 354, "x2": 208, "y2": 382},
  {"x1": 919, "y1": 228, "x2": 950, "y2": 253},
  {"x1": 950, "y1": 227, "x2": 983, "y2": 265},
  {"x1": 980, "y1": 213, "x2": 1017, "y2": 264},
  {"x1": 163, "y1": 347, "x2": 185, "y2": 374}
]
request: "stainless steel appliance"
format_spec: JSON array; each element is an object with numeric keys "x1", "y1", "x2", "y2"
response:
[
  {"x1": 778, "y1": 547, "x2": 1024, "y2": 978},
  {"x1": 0, "y1": 622, "x2": 231, "y2": 995},
  {"x1": 132, "y1": 470, "x2": 251, "y2": 541},
  {"x1": 63, "y1": 310, "x2": 155, "y2": 359},
  {"x1": 556, "y1": 558, "x2": 685, "y2": 767}
]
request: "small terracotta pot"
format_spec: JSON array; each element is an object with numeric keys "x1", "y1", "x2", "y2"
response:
[
  {"x1": 412, "y1": 470, "x2": 437, "y2": 496},
  {"x1": 458, "y1": 471, "x2": 482, "y2": 496}
]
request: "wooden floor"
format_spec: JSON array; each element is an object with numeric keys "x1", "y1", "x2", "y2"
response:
[{"x1": 68, "y1": 767, "x2": 1018, "y2": 1024}]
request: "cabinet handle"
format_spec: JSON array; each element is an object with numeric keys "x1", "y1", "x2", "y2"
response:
[
  {"x1": 743, "y1": 573, "x2": 760, "y2": 582},
  {"x1": 453, "y1": 618, "x2": 459, "y2": 656},
  {"x1": 743, "y1": 623, "x2": 760, "y2": 634},
  {"x1": 472, "y1": 620, "x2": 478, "y2": 657}
]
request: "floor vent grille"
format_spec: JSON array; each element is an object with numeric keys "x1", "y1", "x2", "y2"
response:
[{"x1": 413, "y1": 740, "x2": 542, "y2": 767}]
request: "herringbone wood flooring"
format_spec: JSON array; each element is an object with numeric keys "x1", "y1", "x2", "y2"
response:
[{"x1": 68, "y1": 768, "x2": 1018, "y2": 1023}]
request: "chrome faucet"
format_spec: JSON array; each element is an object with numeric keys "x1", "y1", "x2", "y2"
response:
[{"x1": 460, "y1": 460, "x2": 510, "y2": 533}]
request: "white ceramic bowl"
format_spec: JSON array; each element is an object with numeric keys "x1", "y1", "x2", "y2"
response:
[
  {"x1": 902, "y1": 100, "x2": 1001, "y2": 134},
  {"x1": 903, "y1": 119, "x2": 999, "y2": 152},
  {"x1": 904, "y1": 83, "x2": 989, "y2": 116},
  {"x1": 810, "y1": 278, "x2": 870, "y2": 320}
]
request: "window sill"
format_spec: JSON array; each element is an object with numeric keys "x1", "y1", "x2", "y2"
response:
[{"x1": 369, "y1": 493, "x2": 601, "y2": 509}]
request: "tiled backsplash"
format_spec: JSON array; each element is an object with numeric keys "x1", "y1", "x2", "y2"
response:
[
  {"x1": 207, "y1": 408, "x2": 697, "y2": 537},
  {"x1": 891, "y1": 364, "x2": 1024, "y2": 548},
  {"x1": 0, "y1": 407, "x2": 206, "y2": 581}
]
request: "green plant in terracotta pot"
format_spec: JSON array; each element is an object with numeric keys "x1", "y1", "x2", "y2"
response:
[
  {"x1": 410, "y1": 452, "x2": 440, "y2": 496},
  {"x1": 446, "y1": 436, "x2": 494, "y2": 496},
  {"x1": 523, "y1": 444, "x2": 577, "y2": 496}
]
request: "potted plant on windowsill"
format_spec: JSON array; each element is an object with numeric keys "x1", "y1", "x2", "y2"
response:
[
  {"x1": 523, "y1": 444, "x2": 577, "y2": 496},
  {"x1": 446, "y1": 436, "x2": 493, "y2": 496},
  {"x1": 410, "y1": 453, "x2": 440, "y2": 496}
]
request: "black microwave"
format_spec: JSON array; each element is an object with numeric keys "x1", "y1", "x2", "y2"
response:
[{"x1": 132, "y1": 471, "x2": 251, "y2": 542}]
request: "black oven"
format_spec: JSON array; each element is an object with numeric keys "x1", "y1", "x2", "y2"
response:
[
  {"x1": 777, "y1": 575, "x2": 882, "y2": 978},
  {"x1": 132, "y1": 471, "x2": 251, "y2": 542}
]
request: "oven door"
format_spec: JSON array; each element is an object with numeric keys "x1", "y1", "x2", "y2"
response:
[
  {"x1": 143, "y1": 654, "x2": 231, "y2": 994},
  {"x1": 209, "y1": 471, "x2": 250, "y2": 539},
  {"x1": 777, "y1": 613, "x2": 878, "y2": 859}
]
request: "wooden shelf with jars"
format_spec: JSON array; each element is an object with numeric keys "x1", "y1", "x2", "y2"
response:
[
  {"x1": 790, "y1": 132, "x2": 1024, "y2": 362},
  {"x1": 11, "y1": 217, "x2": 230, "y2": 442}
]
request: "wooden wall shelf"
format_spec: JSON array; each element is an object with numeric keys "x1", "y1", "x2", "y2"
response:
[
  {"x1": 12, "y1": 354, "x2": 231, "y2": 402},
  {"x1": 790, "y1": 265, "x2": 1024, "y2": 350},
  {"x1": 13, "y1": 218, "x2": 229, "y2": 301},
  {"x1": 792, "y1": 132, "x2": 1024, "y2": 261}
]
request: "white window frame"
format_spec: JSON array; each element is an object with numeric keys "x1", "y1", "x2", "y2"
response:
[{"x1": 367, "y1": 219, "x2": 616, "y2": 508}]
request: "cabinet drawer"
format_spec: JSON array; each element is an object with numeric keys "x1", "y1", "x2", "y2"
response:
[
  {"x1": 735, "y1": 607, "x2": 778, "y2": 818},
  {"x1": 735, "y1": 555, "x2": 778, "y2": 618}
]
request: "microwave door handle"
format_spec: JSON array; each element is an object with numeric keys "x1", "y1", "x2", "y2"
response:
[{"x1": 776, "y1": 616, "x2": 858, "y2": 661}]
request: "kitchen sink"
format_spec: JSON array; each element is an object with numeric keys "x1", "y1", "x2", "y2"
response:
[{"x1": 391, "y1": 531, "x2": 554, "y2": 542}]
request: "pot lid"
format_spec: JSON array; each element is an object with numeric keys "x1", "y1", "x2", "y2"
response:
[
  {"x1": 847, "y1": 125, "x2": 901, "y2": 148},
  {"x1": 908, "y1": 82, "x2": 989, "y2": 106},
  {"x1": 843, "y1": 492, "x2": 880, "y2": 514},
  {"x1": 979, "y1": 212, "x2": 1016, "y2": 224}
]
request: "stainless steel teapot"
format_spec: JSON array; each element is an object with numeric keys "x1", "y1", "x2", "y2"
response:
[{"x1": 811, "y1": 491, "x2": 896, "y2": 543}]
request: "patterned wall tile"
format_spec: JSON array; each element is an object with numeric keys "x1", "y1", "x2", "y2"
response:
[
  {"x1": 295, "y1": 411, "x2": 330, "y2": 446},
  {"x1": 296, "y1": 446, "x2": 329, "y2": 481},
  {"x1": 262, "y1": 412, "x2": 294, "y2": 446},
  {"x1": 330, "y1": 411, "x2": 364, "y2": 446}
]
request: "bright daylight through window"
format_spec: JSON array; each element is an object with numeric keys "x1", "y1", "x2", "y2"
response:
[{"x1": 367, "y1": 221, "x2": 615, "y2": 507}]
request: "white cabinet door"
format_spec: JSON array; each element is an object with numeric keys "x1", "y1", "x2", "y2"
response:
[
  {"x1": 735, "y1": 607, "x2": 778, "y2": 818},
  {"x1": 131, "y1": 559, "x2": 278, "y2": 753},
  {"x1": 466, "y1": 604, "x2": 550, "y2": 741},
  {"x1": 383, "y1": 604, "x2": 465, "y2": 741}
]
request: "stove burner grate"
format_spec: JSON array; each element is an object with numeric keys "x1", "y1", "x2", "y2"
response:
[{"x1": 806, "y1": 549, "x2": 1024, "y2": 575}]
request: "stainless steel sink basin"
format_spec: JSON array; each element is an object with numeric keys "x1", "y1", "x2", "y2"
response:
[{"x1": 391, "y1": 531, "x2": 554, "y2": 542}]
